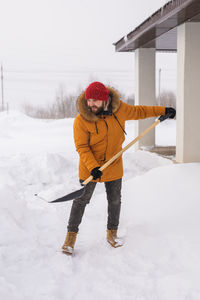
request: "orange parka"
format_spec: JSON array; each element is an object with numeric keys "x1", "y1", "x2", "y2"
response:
[{"x1": 73, "y1": 86, "x2": 165, "y2": 182}]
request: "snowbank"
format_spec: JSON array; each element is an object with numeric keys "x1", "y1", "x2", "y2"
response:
[{"x1": 1, "y1": 111, "x2": 200, "y2": 300}]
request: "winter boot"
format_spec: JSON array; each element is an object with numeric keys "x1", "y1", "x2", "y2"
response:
[
  {"x1": 62, "y1": 231, "x2": 77, "y2": 255},
  {"x1": 107, "y1": 229, "x2": 123, "y2": 248}
]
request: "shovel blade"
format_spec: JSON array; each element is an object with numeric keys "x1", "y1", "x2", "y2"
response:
[{"x1": 49, "y1": 187, "x2": 85, "y2": 203}]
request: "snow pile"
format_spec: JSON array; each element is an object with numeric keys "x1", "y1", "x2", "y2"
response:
[
  {"x1": 155, "y1": 118, "x2": 176, "y2": 146},
  {"x1": 1, "y1": 111, "x2": 200, "y2": 300}
]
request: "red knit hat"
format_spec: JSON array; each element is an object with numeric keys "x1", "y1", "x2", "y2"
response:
[{"x1": 85, "y1": 81, "x2": 109, "y2": 101}]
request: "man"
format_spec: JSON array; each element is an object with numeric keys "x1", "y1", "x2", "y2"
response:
[{"x1": 62, "y1": 81, "x2": 176, "y2": 255}]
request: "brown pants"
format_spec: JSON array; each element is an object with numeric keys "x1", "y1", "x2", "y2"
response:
[{"x1": 67, "y1": 179, "x2": 122, "y2": 233}]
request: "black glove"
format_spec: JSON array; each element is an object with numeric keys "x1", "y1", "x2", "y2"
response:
[
  {"x1": 165, "y1": 107, "x2": 176, "y2": 119},
  {"x1": 91, "y1": 167, "x2": 102, "y2": 180}
]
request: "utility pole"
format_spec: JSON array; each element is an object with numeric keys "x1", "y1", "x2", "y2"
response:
[
  {"x1": 1, "y1": 64, "x2": 4, "y2": 111},
  {"x1": 158, "y1": 68, "x2": 161, "y2": 106}
]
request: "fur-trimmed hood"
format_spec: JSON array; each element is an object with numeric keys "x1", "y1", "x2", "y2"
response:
[{"x1": 77, "y1": 86, "x2": 121, "y2": 122}]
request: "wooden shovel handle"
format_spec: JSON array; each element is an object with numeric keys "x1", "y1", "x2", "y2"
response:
[{"x1": 82, "y1": 119, "x2": 161, "y2": 185}]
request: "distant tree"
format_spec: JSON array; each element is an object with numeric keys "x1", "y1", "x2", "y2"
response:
[
  {"x1": 125, "y1": 94, "x2": 135, "y2": 105},
  {"x1": 157, "y1": 90, "x2": 176, "y2": 108},
  {"x1": 23, "y1": 86, "x2": 78, "y2": 119},
  {"x1": 118, "y1": 91, "x2": 135, "y2": 105},
  {"x1": 23, "y1": 84, "x2": 136, "y2": 119}
]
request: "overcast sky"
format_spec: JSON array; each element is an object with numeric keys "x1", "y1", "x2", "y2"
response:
[{"x1": 0, "y1": 0, "x2": 176, "y2": 108}]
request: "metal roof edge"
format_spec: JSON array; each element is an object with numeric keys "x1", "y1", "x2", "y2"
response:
[{"x1": 113, "y1": 0, "x2": 195, "y2": 51}]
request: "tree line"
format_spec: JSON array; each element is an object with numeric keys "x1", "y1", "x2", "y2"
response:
[{"x1": 23, "y1": 86, "x2": 175, "y2": 119}]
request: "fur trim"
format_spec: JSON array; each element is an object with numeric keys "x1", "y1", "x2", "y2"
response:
[{"x1": 77, "y1": 86, "x2": 121, "y2": 122}]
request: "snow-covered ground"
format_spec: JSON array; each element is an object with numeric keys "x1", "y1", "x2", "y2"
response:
[{"x1": 1, "y1": 111, "x2": 200, "y2": 300}]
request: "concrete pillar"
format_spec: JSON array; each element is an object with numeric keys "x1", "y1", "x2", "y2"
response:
[
  {"x1": 176, "y1": 22, "x2": 200, "y2": 163},
  {"x1": 135, "y1": 48, "x2": 156, "y2": 148}
]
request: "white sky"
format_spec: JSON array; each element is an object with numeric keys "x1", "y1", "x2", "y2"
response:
[{"x1": 0, "y1": 0, "x2": 176, "y2": 108}]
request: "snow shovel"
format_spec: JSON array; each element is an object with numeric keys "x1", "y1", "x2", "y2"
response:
[{"x1": 47, "y1": 114, "x2": 169, "y2": 203}]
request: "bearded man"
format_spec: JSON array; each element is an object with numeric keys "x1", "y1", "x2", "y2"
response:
[{"x1": 62, "y1": 81, "x2": 176, "y2": 255}]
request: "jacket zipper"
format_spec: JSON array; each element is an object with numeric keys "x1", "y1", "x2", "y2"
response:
[
  {"x1": 95, "y1": 122, "x2": 98, "y2": 134},
  {"x1": 103, "y1": 118, "x2": 108, "y2": 161}
]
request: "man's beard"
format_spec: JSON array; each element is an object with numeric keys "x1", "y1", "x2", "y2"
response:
[{"x1": 88, "y1": 105, "x2": 104, "y2": 115}]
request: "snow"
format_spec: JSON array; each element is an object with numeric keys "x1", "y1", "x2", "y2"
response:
[
  {"x1": 155, "y1": 119, "x2": 176, "y2": 146},
  {"x1": 1, "y1": 111, "x2": 200, "y2": 300}
]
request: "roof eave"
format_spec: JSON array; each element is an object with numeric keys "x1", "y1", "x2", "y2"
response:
[{"x1": 114, "y1": 0, "x2": 200, "y2": 52}]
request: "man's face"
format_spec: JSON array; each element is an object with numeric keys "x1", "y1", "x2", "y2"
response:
[{"x1": 87, "y1": 99, "x2": 104, "y2": 114}]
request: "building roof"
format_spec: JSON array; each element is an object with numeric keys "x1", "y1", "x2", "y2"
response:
[{"x1": 114, "y1": 0, "x2": 200, "y2": 52}]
